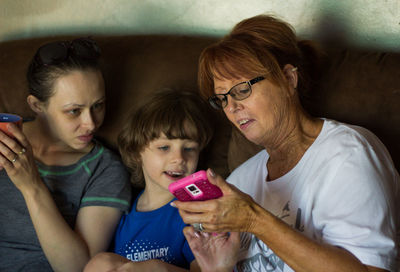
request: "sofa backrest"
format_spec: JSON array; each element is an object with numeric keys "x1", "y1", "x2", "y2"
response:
[
  {"x1": 0, "y1": 35, "x2": 399, "y2": 176},
  {"x1": 0, "y1": 35, "x2": 231, "y2": 177}
]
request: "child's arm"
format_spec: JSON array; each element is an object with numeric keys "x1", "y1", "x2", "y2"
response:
[
  {"x1": 84, "y1": 252, "x2": 190, "y2": 272},
  {"x1": 190, "y1": 260, "x2": 202, "y2": 272},
  {"x1": 83, "y1": 252, "x2": 130, "y2": 272},
  {"x1": 115, "y1": 259, "x2": 189, "y2": 272}
]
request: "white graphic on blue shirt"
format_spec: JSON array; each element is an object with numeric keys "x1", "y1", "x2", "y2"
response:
[
  {"x1": 117, "y1": 239, "x2": 171, "y2": 263},
  {"x1": 236, "y1": 201, "x2": 304, "y2": 271}
]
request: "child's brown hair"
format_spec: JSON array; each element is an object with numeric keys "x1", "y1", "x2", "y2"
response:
[{"x1": 118, "y1": 89, "x2": 214, "y2": 187}]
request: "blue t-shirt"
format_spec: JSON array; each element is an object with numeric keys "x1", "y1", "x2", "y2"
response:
[{"x1": 113, "y1": 191, "x2": 195, "y2": 269}]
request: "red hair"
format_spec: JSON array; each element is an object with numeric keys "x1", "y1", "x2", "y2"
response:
[{"x1": 198, "y1": 14, "x2": 322, "y2": 108}]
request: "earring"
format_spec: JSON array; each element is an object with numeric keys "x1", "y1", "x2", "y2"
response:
[{"x1": 291, "y1": 67, "x2": 298, "y2": 72}]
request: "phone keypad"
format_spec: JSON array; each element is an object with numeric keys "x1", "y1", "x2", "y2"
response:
[
  {"x1": 195, "y1": 180, "x2": 222, "y2": 199},
  {"x1": 174, "y1": 188, "x2": 192, "y2": 201}
]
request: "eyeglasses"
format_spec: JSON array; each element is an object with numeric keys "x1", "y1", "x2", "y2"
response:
[
  {"x1": 208, "y1": 76, "x2": 265, "y2": 109},
  {"x1": 34, "y1": 37, "x2": 101, "y2": 66}
]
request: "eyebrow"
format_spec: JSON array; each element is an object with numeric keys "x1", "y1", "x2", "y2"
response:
[
  {"x1": 63, "y1": 103, "x2": 84, "y2": 108},
  {"x1": 62, "y1": 96, "x2": 106, "y2": 108},
  {"x1": 214, "y1": 79, "x2": 245, "y2": 93},
  {"x1": 214, "y1": 86, "x2": 228, "y2": 95}
]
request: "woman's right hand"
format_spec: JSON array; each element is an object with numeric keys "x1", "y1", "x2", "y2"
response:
[
  {"x1": 172, "y1": 168, "x2": 260, "y2": 234},
  {"x1": 0, "y1": 123, "x2": 41, "y2": 191}
]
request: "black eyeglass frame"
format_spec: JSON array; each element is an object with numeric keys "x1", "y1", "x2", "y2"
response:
[
  {"x1": 208, "y1": 76, "x2": 265, "y2": 109},
  {"x1": 34, "y1": 37, "x2": 101, "y2": 67}
]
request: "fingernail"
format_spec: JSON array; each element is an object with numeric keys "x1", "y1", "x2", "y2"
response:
[
  {"x1": 170, "y1": 202, "x2": 177, "y2": 207},
  {"x1": 208, "y1": 168, "x2": 216, "y2": 177},
  {"x1": 194, "y1": 232, "x2": 200, "y2": 238}
]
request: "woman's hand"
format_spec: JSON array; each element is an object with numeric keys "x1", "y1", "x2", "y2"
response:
[
  {"x1": 0, "y1": 123, "x2": 41, "y2": 191},
  {"x1": 184, "y1": 227, "x2": 240, "y2": 272},
  {"x1": 172, "y1": 168, "x2": 259, "y2": 234}
]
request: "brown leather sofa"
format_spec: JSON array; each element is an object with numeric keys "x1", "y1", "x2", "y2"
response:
[{"x1": 0, "y1": 35, "x2": 399, "y2": 178}]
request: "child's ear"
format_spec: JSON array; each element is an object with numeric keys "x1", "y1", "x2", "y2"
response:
[{"x1": 27, "y1": 95, "x2": 46, "y2": 113}]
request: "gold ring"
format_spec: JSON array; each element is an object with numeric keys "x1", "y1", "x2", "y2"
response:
[
  {"x1": 18, "y1": 148, "x2": 26, "y2": 155},
  {"x1": 11, "y1": 155, "x2": 18, "y2": 163}
]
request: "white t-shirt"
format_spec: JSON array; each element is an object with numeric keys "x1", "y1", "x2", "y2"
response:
[{"x1": 228, "y1": 119, "x2": 399, "y2": 272}]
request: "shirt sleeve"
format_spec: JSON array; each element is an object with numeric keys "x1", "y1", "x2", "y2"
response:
[
  {"x1": 80, "y1": 147, "x2": 132, "y2": 213},
  {"x1": 313, "y1": 139, "x2": 398, "y2": 271}
]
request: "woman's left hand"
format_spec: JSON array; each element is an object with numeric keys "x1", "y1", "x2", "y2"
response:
[
  {"x1": 172, "y1": 168, "x2": 259, "y2": 234},
  {"x1": 0, "y1": 123, "x2": 41, "y2": 191},
  {"x1": 183, "y1": 227, "x2": 240, "y2": 272}
]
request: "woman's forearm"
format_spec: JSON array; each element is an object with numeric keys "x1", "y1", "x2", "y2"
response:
[{"x1": 21, "y1": 180, "x2": 91, "y2": 272}]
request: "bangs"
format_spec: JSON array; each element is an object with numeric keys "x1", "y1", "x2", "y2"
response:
[
  {"x1": 208, "y1": 41, "x2": 267, "y2": 81},
  {"x1": 199, "y1": 38, "x2": 284, "y2": 99},
  {"x1": 136, "y1": 95, "x2": 211, "y2": 150},
  {"x1": 149, "y1": 109, "x2": 201, "y2": 143}
]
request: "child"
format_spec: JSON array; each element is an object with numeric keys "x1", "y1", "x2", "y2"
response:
[{"x1": 84, "y1": 89, "x2": 214, "y2": 272}]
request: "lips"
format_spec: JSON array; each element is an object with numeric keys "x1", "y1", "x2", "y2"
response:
[
  {"x1": 78, "y1": 134, "x2": 93, "y2": 143},
  {"x1": 164, "y1": 170, "x2": 185, "y2": 181},
  {"x1": 239, "y1": 119, "x2": 249, "y2": 125},
  {"x1": 237, "y1": 118, "x2": 254, "y2": 130}
]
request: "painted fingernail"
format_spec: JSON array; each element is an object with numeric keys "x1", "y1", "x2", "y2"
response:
[{"x1": 208, "y1": 168, "x2": 216, "y2": 177}]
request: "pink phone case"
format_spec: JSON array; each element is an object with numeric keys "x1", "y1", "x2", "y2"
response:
[{"x1": 168, "y1": 170, "x2": 223, "y2": 201}]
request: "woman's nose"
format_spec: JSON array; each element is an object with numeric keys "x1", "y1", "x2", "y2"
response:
[
  {"x1": 82, "y1": 111, "x2": 96, "y2": 131},
  {"x1": 226, "y1": 97, "x2": 241, "y2": 113}
]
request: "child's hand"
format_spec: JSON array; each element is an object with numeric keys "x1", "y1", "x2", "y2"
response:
[{"x1": 183, "y1": 226, "x2": 240, "y2": 272}]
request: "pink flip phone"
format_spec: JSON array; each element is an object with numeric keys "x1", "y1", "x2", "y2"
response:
[{"x1": 168, "y1": 170, "x2": 223, "y2": 201}]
